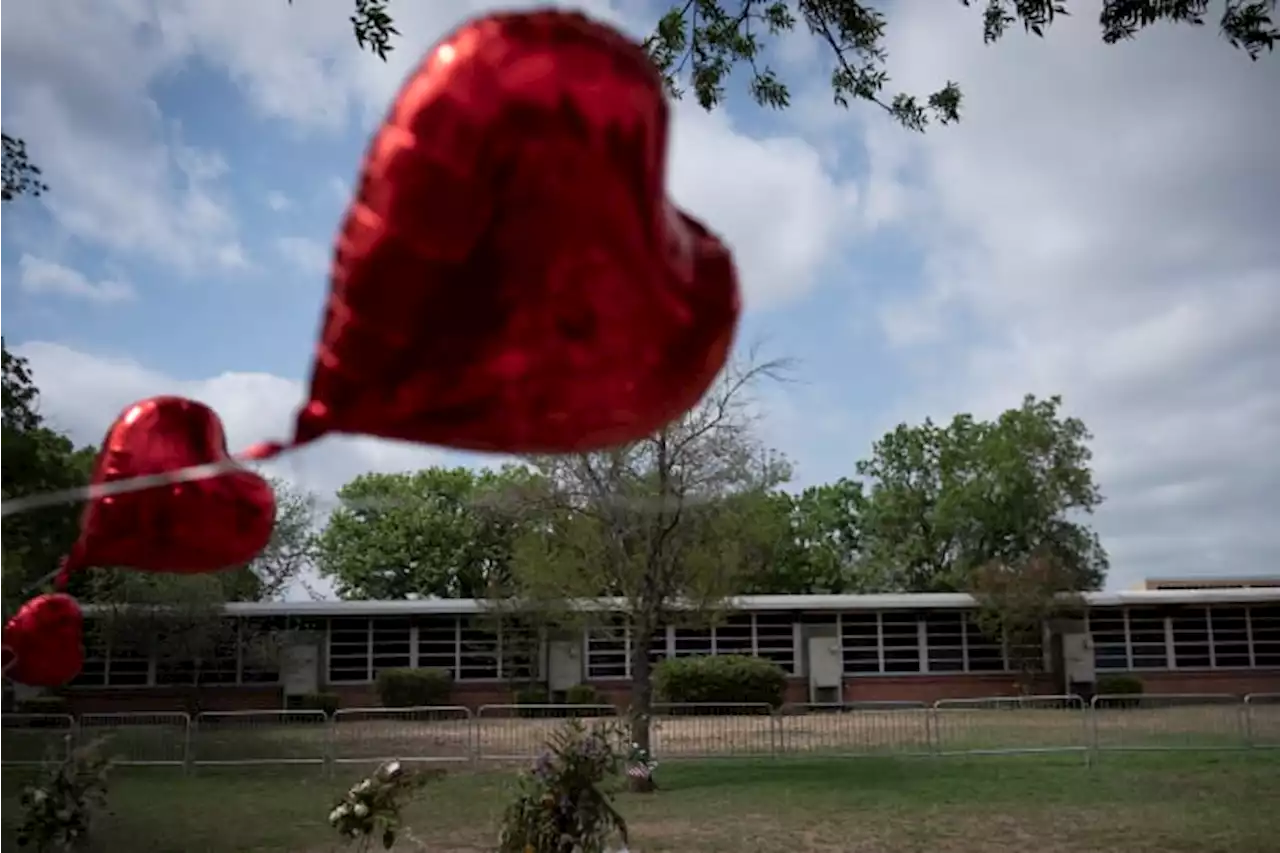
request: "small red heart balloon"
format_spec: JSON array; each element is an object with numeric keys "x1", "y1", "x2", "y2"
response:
[
  {"x1": 3, "y1": 593, "x2": 85, "y2": 687},
  {"x1": 294, "y1": 9, "x2": 740, "y2": 455},
  {"x1": 60, "y1": 396, "x2": 277, "y2": 582}
]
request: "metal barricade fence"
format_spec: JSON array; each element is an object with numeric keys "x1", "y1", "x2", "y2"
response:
[
  {"x1": 332, "y1": 706, "x2": 474, "y2": 767},
  {"x1": 192, "y1": 710, "x2": 329, "y2": 768},
  {"x1": 651, "y1": 702, "x2": 775, "y2": 759},
  {"x1": 933, "y1": 695, "x2": 1089, "y2": 757},
  {"x1": 1, "y1": 713, "x2": 76, "y2": 766},
  {"x1": 79, "y1": 712, "x2": 189, "y2": 767},
  {"x1": 1243, "y1": 693, "x2": 1280, "y2": 749},
  {"x1": 7, "y1": 693, "x2": 1280, "y2": 770},
  {"x1": 475, "y1": 704, "x2": 620, "y2": 762},
  {"x1": 774, "y1": 701, "x2": 930, "y2": 757},
  {"x1": 1090, "y1": 693, "x2": 1245, "y2": 751}
]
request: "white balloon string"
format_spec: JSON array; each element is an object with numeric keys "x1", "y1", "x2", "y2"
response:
[{"x1": 0, "y1": 458, "x2": 248, "y2": 519}]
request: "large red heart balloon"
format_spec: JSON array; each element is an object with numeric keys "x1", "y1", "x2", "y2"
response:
[
  {"x1": 293, "y1": 9, "x2": 740, "y2": 455},
  {"x1": 3, "y1": 593, "x2": 84, "y2": 687},
  {"x1": 59, "y1": 396, "x2": 277, "y2": 582}
]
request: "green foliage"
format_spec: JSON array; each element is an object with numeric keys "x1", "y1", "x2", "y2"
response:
[
  {"x1": 328, "y1": 759, "x2": 443, "y2": 850},
  {"x1": 515, "y1": 684, "x2": 552, "y2": 710},
  {"x1": 653, "y1": 654, "x2": 788, "y2": 708},
  {"x1": 857, "y1": 394, "x2": 1107, "y2": 593},
  {"x1": 1097, "y1": 674, "x2": 1144, "y2": 704},
  {"x1": 745, "y1": 480, "x2": 870, "y2": 594},
  {"x1": 642, "y1": 0, "x2": 1275, "y2": 131},
  {"x1": 375, "y1": 668, "x2": 453, "y2": 708},
  {"x1": 565, "y1": 684, "x2": 602, "y2": 706},
  {"x1": 316, "y1": 466, "x2": 540, "y2": 600},
  {"x1": 497, "y1": 719, "x2": 630, "y2": 853},
  {"x1": 286, "y1": 692, "x2": 341, "y2": 717},
  {"x1": 2, "y1": 133, "x2": 48, "y2": 202},
  {"x1": 249, "y1": 477, "x2": 318, "y2": 600},
  {"x1": 15, "y1": 737, "x2": 112, "y2": 852},
  {"x1": 2, "y1": 342, "x2": 96, "y2": 604}
]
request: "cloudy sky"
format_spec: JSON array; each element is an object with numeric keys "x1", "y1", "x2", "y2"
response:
[{"x1": 3, "y1": 0, "x2": 1277, "y2": 593}]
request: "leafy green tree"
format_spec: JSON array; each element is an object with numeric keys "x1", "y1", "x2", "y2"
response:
[
  {"x1": 741, "y1": 479, "x2": 872, "y2": 594},
  {"x1": 250, "y1": 477, "x2": 319, "y2": 600},
  {"x1": 315, "y1": 466, "x2": 540, "y2": 599},
  {"x1": 857, "y1": 394, "x2": 1107, "y2": 593},
  {"x1": 502, "y1": 359, "x2": 791, "y2": 792},
  {"x1": 2, "y1": 133, "x2": 48, "y2": 202},
  {"x1": 327, "y1": 0, "x2": 1277, "y2": 131},
  {"x1": 1, "y1": 342, "x2": 97, "y2": 605}
]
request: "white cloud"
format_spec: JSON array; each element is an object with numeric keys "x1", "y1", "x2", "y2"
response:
[
  {"x1": 0, "y1": 1, "x2": 247, "y2": 273},
  {"x1": 17, "y1": 255, "x2": 135, "y2": 303},
  {"x1": 22, "y1": 0, "x2": 849, "y2": 311},
  {"x1": 265, "y1": 191, "x2": 291, "y2": 212},
  {"x1": 854, "y1": 0, "x2": 1280, "y2": 587},
  {"x1": 12, "y1": 341, "x2": 471, "y2": 507},
  {"x1": 275, "y1": 236, "x2": 329, "y2": 277}
]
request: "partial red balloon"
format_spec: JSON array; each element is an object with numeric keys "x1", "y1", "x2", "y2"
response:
[
  {"x1": 294, "y1": 9, "x2": 740, "y2": 455},
  {"x1": 3, "y1": 593, "x2": 84, "y2": 687},
  {"x1": 59, "y1": 396, "x2": 277, "y2": 583}
]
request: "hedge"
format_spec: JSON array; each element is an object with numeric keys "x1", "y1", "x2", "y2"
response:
[
  {"x1": 375, "y1": 667, "x2": 453, "y2": 707},
  {"x1": 652, "y1": 655, "x2": 787, "y2": 708}
]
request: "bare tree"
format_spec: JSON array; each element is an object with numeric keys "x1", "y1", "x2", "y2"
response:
[
  {"x1": 501, "y1": 357, "x2": 792, "y2": 792},
  {"x1": 251, "y1": 477, "x2": 319, "y2": 601}
]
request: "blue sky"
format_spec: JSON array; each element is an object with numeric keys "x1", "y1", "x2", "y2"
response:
[{"x1": 3, "y1": 0, "x2": 1278, "y2": 591}]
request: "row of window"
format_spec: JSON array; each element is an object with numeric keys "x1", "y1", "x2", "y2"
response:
[
  {"x1": 65, "y1": 604, "x2": 1280, "y2": 688},
  {"x1": 1090, "y1": 605, "x2": 1280, "y2": 670},
  {"x1": 586, "y1": 610, "x2": 1016, "y2": 678},
  {"x1": 73, "y1": 618, "x2": 284, "y2": 688}
]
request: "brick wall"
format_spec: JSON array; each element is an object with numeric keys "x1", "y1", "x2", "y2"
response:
[{"x1": 55, "y1": 669, "x2": 1279, "y2": 715}]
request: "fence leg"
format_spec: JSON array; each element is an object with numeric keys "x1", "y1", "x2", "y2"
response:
[{"x1": 182, "y1": 717, "x2": 192, "y2": 776}]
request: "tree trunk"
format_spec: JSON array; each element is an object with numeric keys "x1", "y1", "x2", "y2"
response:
[{"x1": 627, "y1": 623, "x2": 657, "y2": 794}]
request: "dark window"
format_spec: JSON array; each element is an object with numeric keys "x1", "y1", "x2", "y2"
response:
[
  {"x1": 586, "y1": 617, "x2": 627, "y2": 679},
  {"x1": 458, "y1": 617, "x2": 499, "y2": 679},
  {"x1": 881, "y1": 612, "x2": 921, "y2": 674},
  {"x1": 502, "y1": 618, "x2": 539, "y2": 680},
  {"x1": 1209, "y1": 607, "x2": 1250, "y2": 668},
  {"x1": 841, "y1": 613, "x2": 879, "y2": 674},
  {"x1": 966, "y1": 614, "x2": 1006, "y2": 672},
  {"x1": 1170, "y1": 607, "x2": 1211, "y2": 669},
  {"x1": 240, "y1": 618, "x2": 283, "y2": 684},
  {"x1": 371, "y1": 617, "x2": 412, "y2": 677},
  {"x1": 646, "y1": 624, "x2": 669, "y2": 666},
  {"x1": 714, "y1": 614, "x2": 754, "y2": 656},
  {"x1": 1252, "y1": 605, "x2": 1280, "y2": 667},
  {"x1": 416, "y1": 616, "x2": 457, "y2": 675},
  {"x1": 106, "y1": 646, "x2": 150, "y2": 687},
  {"x1": 1127, "y1": 607, "x2": 1169, "y2": 669},
  {"x1": 924, "y1": 611, "x2": 965, "y2": 673},
  {"x1": 328, "y1": 617, "x2": 370, "y2": 683},
  {"x1": 673, "y1": 627, "x2": 711, "y2": 658},
  {"x1": 754, "y1": 613, "x2": 795, "y2": 673},
  {"x1": 1089, "y1": 608, "x2": 1128, "y2": 670}
]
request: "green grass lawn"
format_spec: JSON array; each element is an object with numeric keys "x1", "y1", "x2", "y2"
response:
[{"x1": 4, "y1": 751, "x2": 1279, "y2": 853}]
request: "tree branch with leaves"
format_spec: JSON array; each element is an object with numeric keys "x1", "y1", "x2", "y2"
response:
[{"x1": 499, "y1": 356, "x2": 793, "y2": 793}]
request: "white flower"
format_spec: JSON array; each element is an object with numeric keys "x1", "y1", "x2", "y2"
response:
[
  {"x1": 30, "y1": 789, "x2": 48, "y2": 805},
  {"x1": 329, "y1": 805, "x2": 349, "y2": 825},
  {"x1": 352, "y1": 779, "x2": 374, "y2": 796},
  {"x1": 353, "y1": 803, "x2": 369, "y2": 819},
  {"x1": 377, "y1": 760, "x2": 402, "y2": 780}
]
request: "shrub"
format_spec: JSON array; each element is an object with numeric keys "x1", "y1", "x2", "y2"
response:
[
  {"x1": 287, "y1": 692, "x2": 341, "y2": 717},
  {"x1": 564, "y1": 684, "x2": 601, "y2": 706},
  {"x1": 653, "y1": 655, "x2": 787, "y2": 708},
  {"x1": 514, "y1": 685, "x2": 550, "y2": 718},
  {"x1": 497, "y1": 719, "x2": 630, "y2": 853},
  {"x1": 1097, "y1": 674, "x2": 1144, "y2": 708},
  {"x1": 16, "y1": 736, "x2": 112, "y2": 852},
  {"x1": 376, "y1": 668, "x2": 452, "y2": 708}
]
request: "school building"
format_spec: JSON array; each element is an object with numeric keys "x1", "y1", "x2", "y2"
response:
[{"x1": 52, "y1": 583, "x2": 1280, "y2": 714}]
